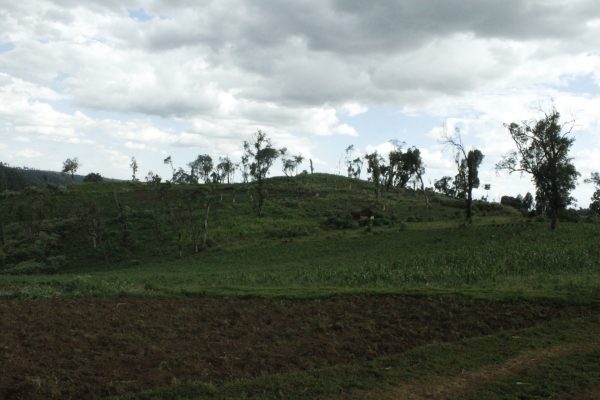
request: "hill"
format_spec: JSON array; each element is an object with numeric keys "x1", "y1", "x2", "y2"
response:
[
  {"x1": 0, "y1": 162, "x2": 85, "y2": 190},
  {"x1": 0, "y1": 172, "x2": 518, "y2": 273},
  {"x1": 1, "y1": 172, "x2": 600, "y2": 399}
]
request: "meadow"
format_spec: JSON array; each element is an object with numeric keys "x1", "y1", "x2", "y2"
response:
[{"x1": 1, "y1": 174, "x2": 599, "y2": 399}]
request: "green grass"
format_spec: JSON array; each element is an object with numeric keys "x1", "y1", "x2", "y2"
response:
[
  {"x1": 108, "y1": 316, "x2": 600, "y2": 400},
  {"x1": 2, "y1": 221, "x2": 599, "y2": 300}
]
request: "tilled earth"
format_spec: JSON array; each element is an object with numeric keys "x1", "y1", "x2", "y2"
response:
[{"x1": 0, "y1": 295, "x2": 594, "y2": 399}]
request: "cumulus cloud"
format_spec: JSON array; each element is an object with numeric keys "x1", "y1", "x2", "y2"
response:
[{"x1": 0, "y1": 1, "x2": 599, "y2": 200}]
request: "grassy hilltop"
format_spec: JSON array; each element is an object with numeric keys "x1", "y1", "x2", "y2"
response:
[{"x1": 1, "y1": 173, "x2": 600, "y2": 399}]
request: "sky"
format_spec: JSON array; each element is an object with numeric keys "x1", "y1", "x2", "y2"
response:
[{"x1": 1, "y1": 0, "x2": 600, "y2": 205}]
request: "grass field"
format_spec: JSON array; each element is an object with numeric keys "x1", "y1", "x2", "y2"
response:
[{"x1": 1, "y1": 174, "x2": 599, "y2": 399}]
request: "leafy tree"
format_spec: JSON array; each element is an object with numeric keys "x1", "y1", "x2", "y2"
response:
[
  {"x1": 496, "y1": 109, "x2": 578, "y2": 229},
  {"x1": 585, "y1": 172, "x2": 600, "y2": 214},
  {"x1": 365, "y1": 151, "x2": 384, "y2": 202},
  {"x1": 172, "y1": 167, "x2": 191, "y2": 184},
  {"x1": 216, "y1": 156, "x2": 236, "y2": 184},
  {"x1": 293, "y1": 154, "x2": 304, "y2": 175},
  {"x1": 243, "y1": 130, "x2": 282, "y2": 216},
  {"x1": 443, "y1": 130, "x2": 484, "y2": 223},
  {"x1": 145, "y1": 171, "x2": 162, "y2": 185},
  {"x1": 522, "y1": 192, "x2": 534, "y2": 212},
  {"x1": 280, "y1": 148, "x2": 296, "y2": 178},
  {"x1": 62, "y1": 157, "x2": 80, "y2": 181},
  {"x1": 83, "y1": 172, "x2": 103, "y2": 183},
  {"x1": 434, "y1": 176, "x2": 455, "y2": 197},
  {"x1": 189, "y1": 154, "x2": 213, "y2": 184},
  {"x1": 130, "y1": 157, "x2": 138, "y2": 182}
]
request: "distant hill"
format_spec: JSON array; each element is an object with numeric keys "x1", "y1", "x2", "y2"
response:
[
  {"x1": 0, "y1": 163, "x2": 125, "y2": 191},
  {"x1": 0, "y1": 163, "x2": 84, "y2": 190}
]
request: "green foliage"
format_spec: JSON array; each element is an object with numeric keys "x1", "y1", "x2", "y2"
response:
[
  {"x1": 498, "y1": 109, "x2": 579, "y2": 229},
  {"x1": 83, "y1": 172, "x2": 103, "y2": 183},
  {"x1": 243, "y1": 130, "x2": 283, "y2": 215}
]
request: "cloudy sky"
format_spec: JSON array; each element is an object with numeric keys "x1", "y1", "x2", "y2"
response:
[{"x1": 1, "y1": 0, "x2": 600, "y2": 204}]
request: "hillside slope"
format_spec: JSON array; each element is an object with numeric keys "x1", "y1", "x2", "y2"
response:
[{"x1": 0, "y1": 173, "x2": 519, "y2": 273}]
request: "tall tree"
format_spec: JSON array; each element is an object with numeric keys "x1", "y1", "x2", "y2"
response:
[
  {"x1": 365, "y1": 151, "x2": 384, "y2": 202},
  {"x1": 496, "y1": 108, "x2": 578, "y2": 230},
  {"x1": 243, "y1": 130, "x2": 282, "y2": 216},
  {"x1": 443, "y1": 130, "x2": 484, "y2": 223},
  {"x1": 293, "y1": 154, "x2": 304, "y2": 175},
  {"x1": 62, "y1": 157, "x2": 80, "y2": 181},
  {"x1": 216, "y1": 156, "x2": 236, "y2": 184},
  {"x1": 189, "y1": 154, "x2": 213, "y2": 184}
]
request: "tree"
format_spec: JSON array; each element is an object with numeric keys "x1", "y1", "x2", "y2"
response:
[
  {"x1": 309, "y1": 159, "x2": 314, "y2": 174},
  {"x1": 189, "y1": 154, "x2": 213, "y2": 184},
  {"x1": 434, "y1": 176, "x2": 455, "y2": 197},
  {"x1": 365, "y1": 151, "x2": 384, "y2": 202},
  {"x1": 83, "y1": 172, "x2": 103, "y2": 183},
  {"x1": 443, "y1": 130, "x2": 484, "y2": 223},
  {"x1": 522, "y1": 192, "x2": 534, "y2": 213},
  {"x1": 243, "y1": 130, "x2": 282, "y2": 216},
  {"x1": 130, "y1": 157, "x2": 138, "y2": 182},
  {"x1": 145, "y1": 171, "x2": 162, "y2": 185},
  {"x1": 585, "y1": 172, "x2": 600, "y2": 214},
  {"x1": 293, "y1": 154, "x2": 304, "y2": 176},
  {"x1": 280, "y1": 148, "x2": 296, "y2": 179},
  {"x1": 172, "y1": 167, "x2": 191, "y2": 184},
  {"x1": 216, "y1": 156, "x2": 236, "y2": 184},
  {"x1": 62, "y1": 158, "x2": 79, "y2": 181},
  {"x1": 163, "y1": 156, "x2": 175, "y2": 181},
  {"x1": 496, "y1": 109, "x2": 578, "y2": 230}
]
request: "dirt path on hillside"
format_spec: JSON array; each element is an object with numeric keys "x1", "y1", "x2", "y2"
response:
[
  {"x1": 345, "y1": 339, "x2": 600, "y2": 400},
  {"x1": 0, "y1": 295, "x2": 594, "y2": 399}
]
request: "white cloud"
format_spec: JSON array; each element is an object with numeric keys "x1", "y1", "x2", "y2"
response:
[
  {"x1": 0, "y1": 1, "x2": 600, "y2": 203},
  {"x1": 16, "y1": 149, "x2": 42, "y2": 158}
]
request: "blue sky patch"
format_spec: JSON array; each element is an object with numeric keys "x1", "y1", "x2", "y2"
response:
[
  {"x1": 0, "y1": 42, "x2": 15, "y2": 53},
  {"x1": 128, "y1": 8, "x2": 153, "y2": 22},
  {"x1": 554, "y1": 74, "x2": 600, "y2": 96}
]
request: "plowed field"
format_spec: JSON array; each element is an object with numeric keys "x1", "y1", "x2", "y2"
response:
[{"x1": 0, "y1": 295, "x2": 594, "y2": 399}]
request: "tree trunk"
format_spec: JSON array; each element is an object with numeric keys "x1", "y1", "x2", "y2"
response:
[
  {"x1": 257, "y1": 181, "x2": 264, "y2": 216},
  {"x1": 201, "y1": 202, "x2": 210, "y2": 249},
  {"x1": 550, "y1": 209, "x2": 558, "y2": 230},
  {"x1": 466, "y1": 187, "x2": 473, "y2": 224}
]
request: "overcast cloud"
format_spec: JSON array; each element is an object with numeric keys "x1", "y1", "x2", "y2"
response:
[{"x1": 1, "y1": 0, "x2": 600, "y2": 203}]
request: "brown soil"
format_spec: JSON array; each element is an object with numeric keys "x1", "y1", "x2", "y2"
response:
[{"x1": 0, "y1": 295, "x2": 593, "y2": 399}]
